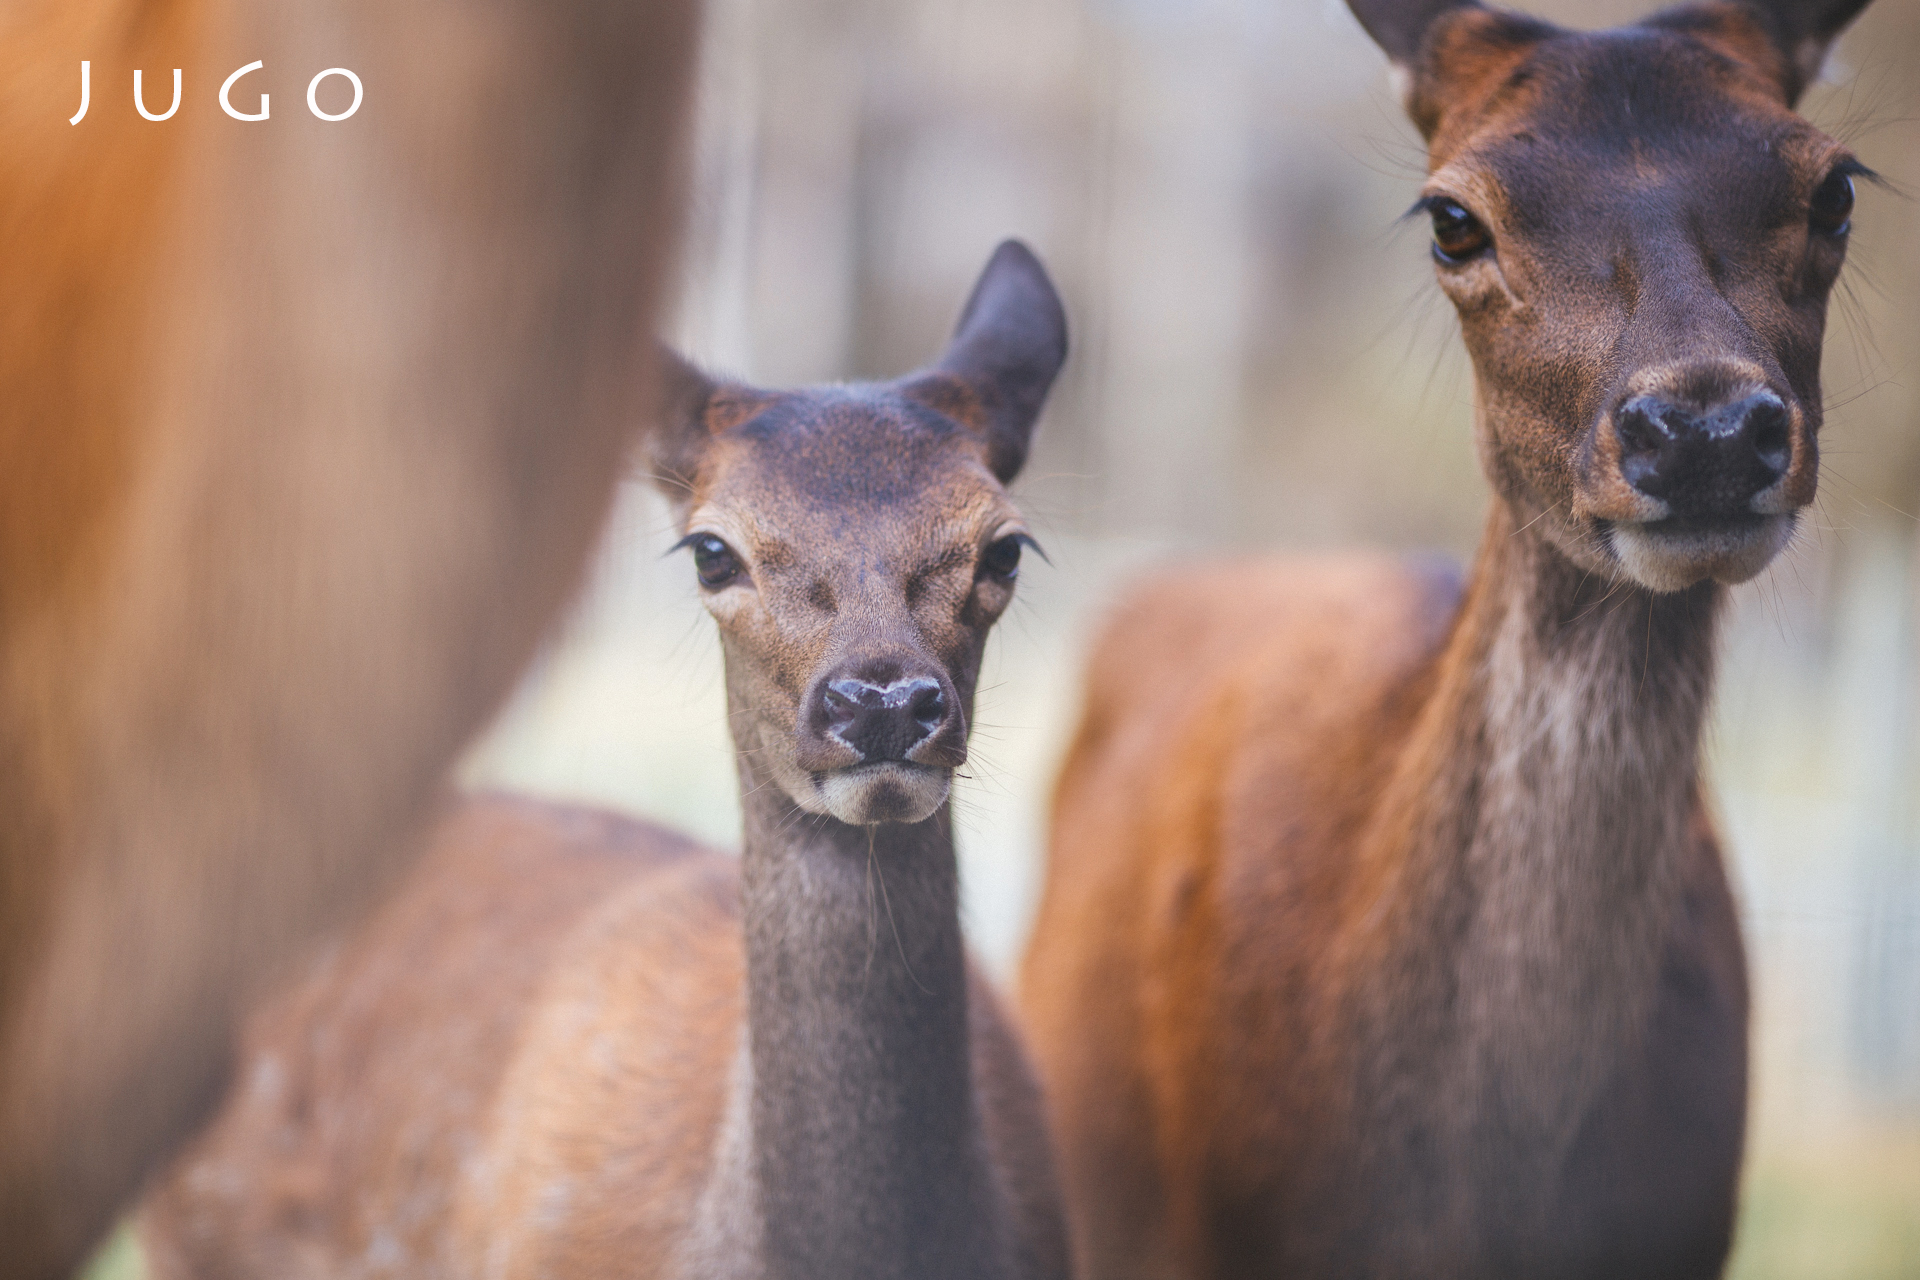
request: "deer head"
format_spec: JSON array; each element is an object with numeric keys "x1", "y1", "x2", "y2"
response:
[
  {"x1": 649, "y1": 241, "x2": 1067, "y2": 826},
  {"x1": 1352, "y1": 0, "x2": 1874, "y2": 590}
]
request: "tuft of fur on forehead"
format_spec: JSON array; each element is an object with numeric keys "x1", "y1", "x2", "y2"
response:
[
  {"x1": 650, "y1": 375, "x2": 1012, "y2": 525},
  {"x1": 712, "y1": 387, "x2": 996, "y2": 508}
]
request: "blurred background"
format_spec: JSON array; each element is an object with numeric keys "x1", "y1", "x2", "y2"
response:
[
  {"x1": 471, "y1": 1, "x2": 1920, "y2": 1275},
  {"x1": 97, "y1": 0, "x2": 1920, "y2": 1274}
]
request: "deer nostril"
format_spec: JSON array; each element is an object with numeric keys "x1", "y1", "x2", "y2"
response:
[
  {"x1": 1745, "y1": 398, "x2": 1791, "y2": 478},
  {"x1": 1618, "y1": 401, "x2": 1668, "y2": 451},
  {"x1": 823, "y1": 679, "x2": 866, "y2": 728},
  {"x1": 908, "y1": 681, "x2": 946, "y2": 734},
  {"x1": 1616, "y1": 397, "x2": 1673, "y2": 491}
]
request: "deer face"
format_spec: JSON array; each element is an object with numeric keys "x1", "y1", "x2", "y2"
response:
[
  {"x1": 650, "y1": 242, "x2": 1066, "y2": 826},
  {"x1": 1354, "y1": 0, "x2": 1874, "y2": 591}
]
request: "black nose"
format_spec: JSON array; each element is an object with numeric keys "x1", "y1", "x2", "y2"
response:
[
  {"x1": 823, "y1": 676, "x2": 948, "y2": 764},
  {"x1": 1615, "y1": 391, "x2": 1791, "y2": 519}
]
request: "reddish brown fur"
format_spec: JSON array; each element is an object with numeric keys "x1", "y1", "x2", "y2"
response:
[
  {"x1": 1022, "y1": 3, "x2": 1870, "y2": 1276},
  {"x1": 1026, "y1": 537, "x2": 1747, "y2": 1277},
  {"x1": 139, "y1": 797, "x2": 724, "y2": 1276},
  {"x1": 0, "y1": 2, "x2": 696, "y2": 1273}
]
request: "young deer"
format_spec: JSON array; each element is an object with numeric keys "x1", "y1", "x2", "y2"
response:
[
  {"x1": 1021, "y1": 2, "x2": 1873, "y2": 1276},
  {"x1": 0, "y1": 3, "x2": 695, "y2": 1275},
  {"x1": 141, "y1": 241, "x2": 1074, "y2": 1280}
]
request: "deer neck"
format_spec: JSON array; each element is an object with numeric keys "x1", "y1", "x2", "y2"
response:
[
  {"x1": 696, "y1": 758, "x2": 1012, "y2": 1280},
  {"x1": 1351, "y1": 498, "x2": 1721, "y2": 1210}
]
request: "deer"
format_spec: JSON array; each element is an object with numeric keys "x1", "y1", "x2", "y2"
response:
[
  {"x1": 1019, "y1": 1, "x2": 1875, "y2": 1276},
  {"x1": 139, "y1": 240, "x2": 1075, "y2": 1280},
  {"x1": 0, "y1": 2, "x2": 696, "y2": 1275}
]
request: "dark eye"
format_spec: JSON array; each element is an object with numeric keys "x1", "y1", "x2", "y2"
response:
[
  {"x1": 980, "y1": 534, "x2": 1025, "y2": 581},
  {"x1": 689, "y1": 534, "x2": 741, "y2": 590},
  {"x1": 1429, "y1": 199, "x2": 1491, "y2": 264},
  {"x1": 1809, "y1": 169, "x2": 1855, "y2": 237}
]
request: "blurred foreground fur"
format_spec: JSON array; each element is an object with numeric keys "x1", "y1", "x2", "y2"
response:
[{"x1": 0, "y1": 1, "x2": 697, "y2": 1274}]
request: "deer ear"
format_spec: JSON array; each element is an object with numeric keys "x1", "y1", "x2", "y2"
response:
[
  {"x1": 645, "y1": 347, "x2": 718, "y2": 516},
  {"x1": 644, "y1": 348, "x2": 779, "y2": 517},
  {"x1": 1347, "y1": 0, "x2": 1483, "y2": 68},
  {"x1": 1729, "y1": 0, "x2": 1874, "y2": 100},
  {"x1": 901, "y1": 240, "x2": 1067, "y2": 485},
  {"x1": 1347, "y1": 1, "x2": 1556, "y2": 136}
]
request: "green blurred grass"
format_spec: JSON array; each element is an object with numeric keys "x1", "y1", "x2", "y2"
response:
[
  {"x1": 1729, "y1": 1143, "x2": 1920, "y2": 1280},
  {"x1": 78, "y1": 1225, "x2": 141, "y2": 1280}
]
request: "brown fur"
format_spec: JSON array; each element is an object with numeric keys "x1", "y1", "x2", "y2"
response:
[
  {"x1": 1022, "y1": 3, "x2": 1872, "y2": 1276},
  {"x1": 0, "y1": 2, "x2": 697, "y2": 1274},
  {"x1": 142, "y1": 243, "x2": 1075, "y2": 1279},
  {"x1": 143, "y1": 797, "x2": 1067, "y2": 1279}
]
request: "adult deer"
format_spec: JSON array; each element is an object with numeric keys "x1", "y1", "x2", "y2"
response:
[
  {"x1": 0, "y1": 2, "x2": 695, "y2": 1275},
  {"x1": 142, "y1": 241, "x2": 1074, "y2": 1280},
  {"x1": 1021, "y1": 1, "x2": 1873, "y2": 1276}
]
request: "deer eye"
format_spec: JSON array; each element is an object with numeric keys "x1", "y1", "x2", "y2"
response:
[
  {"x1": 1809, "y1": 169, "x2": 1855, "y2": 237},
  {"x1": 1428, "y1": 199, "x2": 1491, "y2": 264},
  {"x1": 980, "y1": 534, "x2": 1027, "y2": 582},
  {"x1": 686, "y1": 534, "x2": 742, "y2": 590}
]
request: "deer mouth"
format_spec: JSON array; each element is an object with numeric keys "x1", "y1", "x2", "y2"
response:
[
  {"x1": 1606, "y1": 511, "x2": 1795, "y2": 592},
  {"x1": 815, "y1": 761, "x2": 951, "y2": 826}
]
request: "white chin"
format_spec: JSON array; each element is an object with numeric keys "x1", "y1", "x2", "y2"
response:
[
  {"x1": 1610, "y1": 513, "x2": 1795, "y2": 592},
  {"x1": 816, "y1": 764, "x2": 951, "y2": 826}
]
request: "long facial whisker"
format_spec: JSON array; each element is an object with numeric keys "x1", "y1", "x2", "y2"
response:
[
  {"x1": 1510, "y1": 500, "x2": 1561, "y2": 540},
  {"x1": 1569, "y1": 573, "x2": 1634, "y2": 627},
  {"x1": 862, "y1": 830, "x2": 879, "y2": 994},
  {"x1": 872, "y1": 834, "x2": 932, "y2": 997}
]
